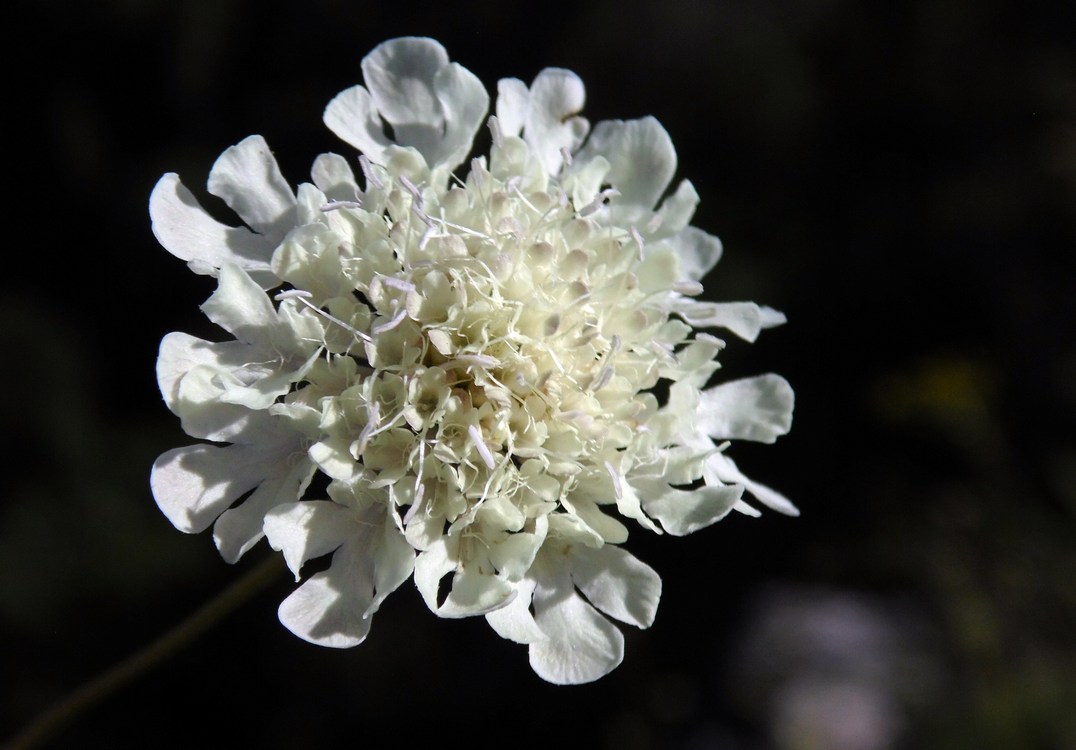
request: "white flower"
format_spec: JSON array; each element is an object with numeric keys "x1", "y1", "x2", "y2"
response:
[{"x1": 150, "y1": 36, "x2": 795, "y2": 684}]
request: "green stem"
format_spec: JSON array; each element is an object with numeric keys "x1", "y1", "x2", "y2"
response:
[{"x1": 4, "y1": 554, "x2": 285, "y2": 750}]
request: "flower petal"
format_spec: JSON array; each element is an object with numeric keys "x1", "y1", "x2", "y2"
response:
[
  {"x1": 264, "y1": 500, "x2": 355, "y2": 579},
  {"x1": 200, "y1": 264, "x2": 278, "y2": 345},
  {"x1": 636, "y1": 479, "x2": 744, "y2": 536},
  {"x1": 666, "y1": 226, "x2": 723, "y2": 282},
  {"x1": 361, "y1": 37, "x2": 450, "y2": 141},
  {"x1": 206, "y1": 135, "x2": 296, "y2": 245},
  {"x1": 706, "y1": 452, "x2": 799, "y2": 516},
  {"x1": 149, "y1": 173, "x2": 277, "y2": 287},
  {"x1": 150, "y1": 442, "x2": 275, "y2": 534},
  {"x1": 698, "y1": 374, "x2": 794, "y2": 444},
  {"x1": 528, "y1": 552, "x2": 624, "y2": 684},
  {"x1": 173, "y1": 364, "x2": 255, "y2": 442},
  {"x1": 570, "y1": 545, "x2": 662, "y2": 629},
  {"x1": 277, "y1": 540, "x2": 373, "y2": 648},
  {"x1": 575, "y1": 117, "x2": 676, "y2": 208},
  {"x1": 156, "y1": 332, "x2": 246, "y2": 415},
  {"x1": 495, "y1": 78, "x2": 529, "y2": 137},
  {"x1": 428, "y1": 60, "x2": 489, "y2": 171},
  {"x1": 486, "y1": 578, "x2": 546, "y2": 644},
  {"x1": 214, "y1": 455, "x2": 317, "y2": 563},
  {"x1": 671, "y1": 300, "x2": 786, "y2": 342},
  {"x1": 414, "y1": 537, "x2": 515, "y2": 618},
  {"x1": 521, "y1": 68, "x2": 588, "y2": 175},
  {"x1": 328, "y1": 37, "x2": 488, "y2": 173},
  {"x1": 323, "y1": 85, "x2": 394, "y2": 164},
  {"x1": 311, "y1": 152, "x2": 360, "y2": 202}
]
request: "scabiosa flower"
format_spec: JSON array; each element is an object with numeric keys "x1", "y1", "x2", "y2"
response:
[{"x1": 150, "y1": 37, "x2": 795, "y2": 684}]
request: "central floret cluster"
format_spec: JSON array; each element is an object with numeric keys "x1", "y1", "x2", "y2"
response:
[{"x1": 150, "y1": 37, "x2": 795, "y2": 684}]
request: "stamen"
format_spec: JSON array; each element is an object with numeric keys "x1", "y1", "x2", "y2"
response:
[
  {"x1": 371, "y1": 307, "x2": 408, "y2": 335},
  {"x1": 590, "y1": 365, "x2": 614, "y2": 392},
  {"x1": 673, "y1": 280, "x2": 705, "y2": 296},
  {"x1": 275, "y1": 289, "x2": 372, "y2": 343},
  {"x1": 399, "y1": 175, "x2": 423, "y2": 207},
  {"x1": 378, "y1": 276, "x2": 416, "y2": 293},
  {"x1": 468, "y1": 424, "x2": 496, "y2": 470},
  {"x1": 274, "y1": 289, "x2": 314, "y2": 301},
  {"x1": 359, "y1": 155, "x2": 383, "y2": 190},
  {"x1": 695, "y1": 332, "x2": 726, "y2": 348},
  {"x1": 578, "y1": 188, "x2": 621, "y2": 218},
  {"x1": 320, "y1": 199, "x2": 362, "y2": 212},
  {"x1": 418, "y1": 224, "x2": 437, "y2": 251},
  {"x1": 445, "y1": 354, "x2": 499, "y2": 370}
]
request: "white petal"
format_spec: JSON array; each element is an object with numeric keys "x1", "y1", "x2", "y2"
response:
[
  {"x1": 149, "y1": 173, "x2": 277, "y2": 287},
  {"x1": 173, "y1": 364, "x2": 255, "y2": 442},
  {"x1": 637, "y1": 479, "x2": 744, "y2": 536},
  {"x1": 366, "y1": 518, "x2": 415, "y2": 617},
  {"x1": 672, "y1": 300, "x2": 783, "y2": 342},
  {"x1": 706, "y1": 452, "x2": 799, "y2": 516},
  {"x1": 528, "y1": 554, "x2": 624, "y2": 684},
  {"x1": 150, "y1": 443, "x2": 272, "y2": 534},
  {"x1": 343, "y1": 37, "x2": 488, "y2": 172},
  {"x1": 698, "y1": 374, "x2": 794, "y2": 443},
  {"x1": 495, "y1": 77, "x2": 529, "y2": 137},
  {"x1": 323, "y1": 85, "x2": 394, "y2": 164},
  {"x1": 362, "y1": 37, "x2": 450, "y2": 138},
  {"x1": 564, "y1": 497, "x2": 630, "y2": 544},
  {"x1": 200, "y1": 264, "x2": 277, "y2": 345},
  {"x1": 277, "y1": 540, "x2": 373, "y2": 648},
  {"x1": 486, "y1": 578, "x2": 546, "y2": 644},
  {"x1": 414, "y1": 538, "x2": 514, "y2": 618},
  {"x1": 206, "y1": 135, "x2": 296, "y2": 245},
  {"x1": 652, "y1": 179, "x2": 700, "y2": 237},
  {"x1": 524, "y1": 68, "x2": 588, "y2": 175},
  {"x1": 428, "y1": 61, "x2": 488, "y2": 170},
  {"x1": 156, "y1": 332, "x2": 246, "y2": 415},
  {"x1": 311, "y1": 152, "x2": 360, "y2": 201},
  {"x1": 665, "y1": 226, "x2": 723, "y2": 282},
  {"x1": 575, "y1": 117, "x2": 676, "y2": 208},
  {"x1": 413, "y1": 536, "x2": 455, "y2": 611},
  {"x1": 213, "y1": 452, "x2": 316, "y2": 564},
  {"x1": 264, "y1": 500, "x2": 355, "y2": 579},
  {"x1": 570, "y1": 546, "x2": 662, "y2": 629},
  {"x1": 488, "y1": 514, "x2": 548, "y2": 582}
]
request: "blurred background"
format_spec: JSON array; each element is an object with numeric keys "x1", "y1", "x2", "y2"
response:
[{"x1": 3, "y1": 0, "x2": 1074, "y2": 748}]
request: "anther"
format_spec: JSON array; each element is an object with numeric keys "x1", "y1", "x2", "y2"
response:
[
  {"x1": 468, "y1": 424, "x2": 496, "y2": 470},
  {"x1": 359, "y1": 155, "x2": 383, "y2": 190},
  {"x1": 320, "y1": 199, "x2": 362, "y2": 212}
]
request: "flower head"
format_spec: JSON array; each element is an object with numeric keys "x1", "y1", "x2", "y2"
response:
[{"x1": 151, "y1": 37, "x2": 795, "y2": 684}]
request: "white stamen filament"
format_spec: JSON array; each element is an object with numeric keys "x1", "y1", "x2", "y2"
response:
[{"x1": 276, "y1": 289, "x2": 372, "y2": 343}]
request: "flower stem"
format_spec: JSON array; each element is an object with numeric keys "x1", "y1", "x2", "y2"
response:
[{"x1": 4, "y1": 553, "x2": 285, "y2": 750}]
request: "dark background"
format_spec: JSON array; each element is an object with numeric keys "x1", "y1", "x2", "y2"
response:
[{"x1": 3, "y1": 1, "x2": 1074, "y2": 748}]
